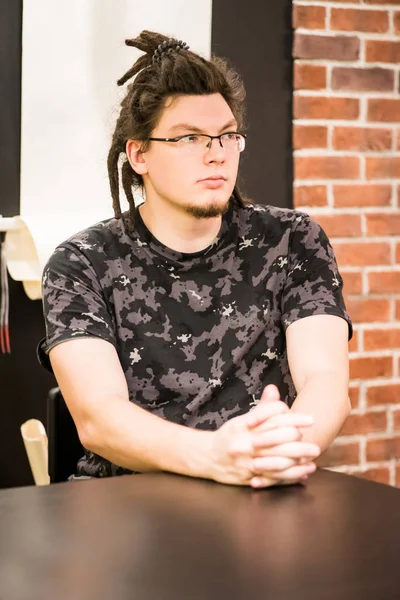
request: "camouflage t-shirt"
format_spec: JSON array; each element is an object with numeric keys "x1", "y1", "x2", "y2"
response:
[{"x1": 39, "y1": 199, "x2": 352, "y2": 478}]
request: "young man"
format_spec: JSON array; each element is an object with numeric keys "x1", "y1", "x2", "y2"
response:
[{"x1": 39, "y1": 31, "x2": 352, "y2": 488}]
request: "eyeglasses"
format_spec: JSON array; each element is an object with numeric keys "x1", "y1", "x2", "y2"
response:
[{"x1": 147, "y1": 132, "x2": 246, "y2": 154}]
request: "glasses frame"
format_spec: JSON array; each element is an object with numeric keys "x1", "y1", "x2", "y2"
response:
[{"x1": 147, "y1": 132, "x2": 247, "y2": 152}]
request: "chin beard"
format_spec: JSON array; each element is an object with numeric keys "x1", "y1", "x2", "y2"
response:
[{"x1": 184, "y1": 199, "x2": 230, "y2": 219}]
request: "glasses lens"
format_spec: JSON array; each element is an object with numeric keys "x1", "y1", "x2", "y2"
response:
[
  {"x1": 177, "y1": 133, "x2": 246, "y2": 154},
  {"x1": 177, "y1": 135, "x2": 206, "y2": 153},
  {"x1": 221, "y1": 133, "x2": 245, "y2": 152}
]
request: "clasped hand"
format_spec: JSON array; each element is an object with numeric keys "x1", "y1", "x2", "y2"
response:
[{"x1": 211, "y1": 385, "x2": 320, "y2": 489}]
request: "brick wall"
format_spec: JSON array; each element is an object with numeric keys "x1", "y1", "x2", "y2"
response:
[{"x1": 292, "y1": 0, "x2": 400, "y2": 486}]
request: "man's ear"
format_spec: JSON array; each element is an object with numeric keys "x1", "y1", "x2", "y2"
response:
[{"x1": 126, "y1": 140, "x2": 148, "y2": 175}]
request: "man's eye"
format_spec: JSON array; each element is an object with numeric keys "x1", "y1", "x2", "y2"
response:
[
  {"x1": 181, "y1": 135, "x2": 202, "y2": 144},
  {"x1": 224, "y1": 133, "x2": 237, "y2": 140}
]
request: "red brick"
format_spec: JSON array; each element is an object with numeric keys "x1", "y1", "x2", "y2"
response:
[
  {"x1": 333, "y1": 242, "x2": 391, "y2": 267},
  {"x1": 317, "y1": 441, "x2": 360, "y2": 467},
  {"x1": 342, "y1": 271, "x2": 362, "y2": 295},
  {"x1": 312, "y1": 214, "x2": 362, "y2": 237},
  {"x1": 346, "y1": 298, "x2": 391, "y2": 323},
  {"x1": 293, "y1": 125, "x2": 328, "y2": 149},
  {"x1": 309, "y1": 0, "x2": 360, "y2": 3},
  {"x1": 294, "y1": 185, "x2": 327, "y2": 208},
  {"x1": 396, "y1": 243, "x2": 400, "y2": 264},
  {"x1": 293, "y1": 5, "x2": 326, "y2": 29},
  {"x1": 356, "y1": 467, "x2": 390, "y2": 486},
  {"x1": 364, "y1": 328, "x2": 400, "y2": 351},
  {"x1": 368, "y1": 272, "x2": 400, "y2": 294},
  {"x1": 394, "y1": 12, "x2": 400, "y2": 35},
  {"x1": 331, "y1": 8, "x2": 389, "y2": 33},
  {"x1": 364, "y1": 0, "x2": 400, "y2": 4},
  {"x1": 294, "y1": 96, "x2": 359, "y2": 120},
  {"x1": 367, "y1": 384, "x2": 400, "y2": 406},
  {"x1": 332, "y1": 67, "x2": 394, "y2": 92},
  {"x1": 396, "y1": 299, "x2": 400, "y2": 320},
  {"x1": 366, "y1": 437, "x2": 400, "y2": 462},
  {"x1": 350, "y1": 356, "x2": 392, "y2": 379},
  {"x1": 294, "y1": 63, "x2": 327, "y2": 90},
  {"x1": 349, "y1": 386, "x2": 360, "y2": 409},
  {"x1": 366, "y1": 40, "x2": 400, "y2": 63},
  {"x1": 293, "y1": 34, "x2": 360, "y2": 61},
  {"x1": 366, "y1": 214, "x2": 400, "y2": 236},
  {"x1": 396, "y1": 465, "x2": 400, "y2": 488},
  {"x1": 367, "y1": 98, "x2": 400, "y2": 123},
  {"x1": 333, "y1": 185, "x2": 391, "y2": 208},
  {"x1": 295, "y1": 156, "x2": 359, "y2": 180},
  {"x1": 393, "y1": 409, "x2": 400, "y2": 430},
  {"x1": 366, "y1": 157, "x2": 400, "y2": 179},
  {"x1": 333, "y1": 127, "x2": 392, "y2": 151},
  {"x1": 349, "y1": 329, "x2": 359, "y2": 353},
  {"x1": 340, "y1": 410, "x2": 387, "y2": 436},
  {"x1": 368, "y1": 99, "x2": 400, "y2": 123}
]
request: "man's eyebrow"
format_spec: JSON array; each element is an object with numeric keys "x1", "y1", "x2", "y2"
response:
[{"x1": 168, "y1": 119, "x2": 238, "y2": 135}]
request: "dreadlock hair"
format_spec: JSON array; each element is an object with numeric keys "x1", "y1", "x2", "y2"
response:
[{"x1": 107, "y1": 30, "x2": 250, "y2": 232}]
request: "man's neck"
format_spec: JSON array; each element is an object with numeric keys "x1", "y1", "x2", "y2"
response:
[{"x1": 138, "y1": 202, "x2": 223, "y2": 254}]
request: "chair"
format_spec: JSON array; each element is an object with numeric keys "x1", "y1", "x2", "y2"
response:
[{"x1": 47, "y1": 387, "x2": 84, "y2": 483}]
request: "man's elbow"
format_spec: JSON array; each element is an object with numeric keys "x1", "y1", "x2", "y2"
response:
[
  {"x1": 76, "y1": 418, "x2": 102, "y2": 454},
  {"x1": 343, "y1": 395, "x2": 352, "y2": 420}
]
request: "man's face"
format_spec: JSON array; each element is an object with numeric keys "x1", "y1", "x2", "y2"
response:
[{"x1": 138, "y1": 93, "x2": 241, "y2": 219}]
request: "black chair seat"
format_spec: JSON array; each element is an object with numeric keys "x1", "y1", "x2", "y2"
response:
[{"x1": 47, "y1": 387, "x2": 84, "y2": 483}]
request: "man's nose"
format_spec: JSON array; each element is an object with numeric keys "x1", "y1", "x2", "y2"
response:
[{"x1": 205, "y1": 137, "x2": 225, "y2": 162}]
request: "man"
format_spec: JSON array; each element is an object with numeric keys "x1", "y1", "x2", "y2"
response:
[{"x1": 39, "y1": 31, "x2": 352, "y2": 488}]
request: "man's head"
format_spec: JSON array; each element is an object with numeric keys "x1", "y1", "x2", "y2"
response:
[{"x1": 107, "y1": 31, "x2": 249, "y2": 230}]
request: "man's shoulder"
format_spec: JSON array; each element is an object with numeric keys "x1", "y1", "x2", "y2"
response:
[
  {"x1": 65, "y1": 215, "x2": 128, "y2": 249},
  {"x1": 237, "y1": 202, "x2": 309, "y2": 232},
  {"x1": 54, "y1": 213, "x2": 135, "y2": 261}
]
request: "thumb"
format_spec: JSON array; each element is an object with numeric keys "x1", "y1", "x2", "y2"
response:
[
  {"x1": 246, "y1": 385, "x2": 287, "y2": 429},
  {"x1": 259, "y1": 384, "x2": 281, "y2": 405}
]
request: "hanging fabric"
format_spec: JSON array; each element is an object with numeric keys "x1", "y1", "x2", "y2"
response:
[{"x1": 0, "y1": 233, "x2": 11, "y2": 354}]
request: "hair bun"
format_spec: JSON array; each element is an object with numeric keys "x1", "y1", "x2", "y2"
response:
[{"x1": 151, "y1": 38, "x2": 190, "y2": 64}]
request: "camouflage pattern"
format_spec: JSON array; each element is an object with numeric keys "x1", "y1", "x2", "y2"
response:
[{"x1": 39, "y1": 199, "x2": 352, "y2": 478}]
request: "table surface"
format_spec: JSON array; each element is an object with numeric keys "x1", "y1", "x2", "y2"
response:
[{"x1": 0, "y1": 469, "x2": 399, "y2": 600}]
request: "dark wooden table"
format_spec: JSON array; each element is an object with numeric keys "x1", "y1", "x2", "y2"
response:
[{"x1": 0, "y1": 469, "x2": 399, "y2": 600}]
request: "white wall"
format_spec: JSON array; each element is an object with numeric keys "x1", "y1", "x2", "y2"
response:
[{"x1": 21, "y1": 0, "x2": 212, "y2": 219}]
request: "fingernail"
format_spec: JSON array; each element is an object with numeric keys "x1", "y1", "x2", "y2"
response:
[{"x1": 251, "y1": 477, "x2": 263, "y2": 488}]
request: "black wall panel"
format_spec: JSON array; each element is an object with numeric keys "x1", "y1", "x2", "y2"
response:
[
  {"x1": 212, "y1": 0, "x2": 293, "y2": 208},
  {"x1": 0, "y1": 0, "x2": 22, "y2": 216}
]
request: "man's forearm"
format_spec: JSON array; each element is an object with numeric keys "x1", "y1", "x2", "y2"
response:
[
  {"x1": 81, "y1": 398, "x2": 215, "y2": 479},
  {"x1": 290, "y1": 372, "x2": 351, "y2": 452}
]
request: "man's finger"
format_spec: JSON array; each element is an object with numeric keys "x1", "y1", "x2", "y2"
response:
[
  {"x1": 249, "y1": 412, "x2": 314, "y2": 432},
  {"x1": 251, "y1": 426, "x2": 302, "y2": 450},
  {"x1": 251, "y1": 455, "x2": 296, "y2": 474},
  {"x1": 246, "y1": 400, "x2": 288, "y2": 429},
  {"x1": 254, "y1": 441, "x2": 321, "y2": 459},
  {"x1": 246, "y1": 399, "x2": 288, "y2": 429},
  {"x1": 250, "y1": 463, "x2": 316, "y2": 488},
  {"x1": 275, "y1": 462, "x2": 316, "y2": 481}
]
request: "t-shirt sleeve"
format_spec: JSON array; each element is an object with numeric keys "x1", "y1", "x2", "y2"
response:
[
  {"x1": 281, "y1": 214, "x2": 353, "y2": 340},
  {"x1": 41, "y1": 245, "x2": 117, "y2": 355}
]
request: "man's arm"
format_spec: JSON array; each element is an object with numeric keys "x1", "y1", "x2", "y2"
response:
[
  {"x1": 49, "y1": 336, "x2": 318, "y2": 486},
  {"x1": 286, "y1": 314, "x2": 351, "y2": 452},
  {"x1": 49, "y1": 337, "x2": 214, "y2": 478}
]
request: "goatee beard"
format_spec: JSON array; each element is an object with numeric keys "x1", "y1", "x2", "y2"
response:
[{"x1": 184, "y1": 199, "x2": 230, "y2": 219}]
